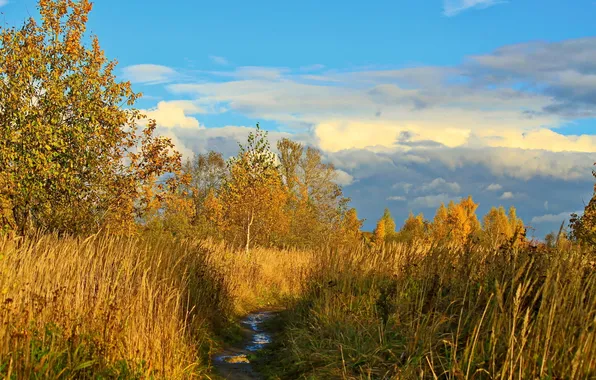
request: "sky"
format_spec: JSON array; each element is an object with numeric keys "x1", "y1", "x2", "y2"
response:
[{"x1": 3, "y1": 0, "x2": 596, "y2": 237}]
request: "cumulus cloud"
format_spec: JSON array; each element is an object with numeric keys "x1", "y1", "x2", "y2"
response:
[
  {"x1": 486, "y1": 183, "x2": 503, "y2": 191},
  {"x1": 144, "y1": 101, "x2": 204, "y2": 129},
  {"x1": 531, "y1": 211, "x2": 582, "y2": 224},
  {"x1": 392, "y1": 182, "x2": 413, "y2": 193},
  {"x1": 411, "y1": 194, "x2": 460, "y2": 209},
  {"x1": 333, "y1": 170, "x2": 354, "y2": 186},
  {"x1": 421, "y1": 178, "x2": 461, "y2": 193},
  {"x1": 387, "y1": 196, "x2": 407, "y2": 201},
  {"x1": 499, "y1": 191, "x2": 514, "y2": 200},
  {"x1": 122, "y1": 64, "x2": 178, "y2": 85},
  {"x1": 468, "y1": 38, "x2": 596, "y2": 118}
]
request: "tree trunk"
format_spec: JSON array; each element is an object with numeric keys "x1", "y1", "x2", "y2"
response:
[{"x1": 245, "y1": 207, "x2": 254, "y2": 254}]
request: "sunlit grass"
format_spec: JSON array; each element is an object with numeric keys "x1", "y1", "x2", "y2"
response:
[
  {"x1": 0, "y1": 233, "x2": 314, "y2": 378},
  {"x1": 276, "y1": 241, "x2": 596, "y2": 379}
]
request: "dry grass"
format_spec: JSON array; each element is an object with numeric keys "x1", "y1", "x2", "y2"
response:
[
  {"x1": 0, "y1": 233, "x2": 315, "y2": 378},
  {"x1": 5, "y1": 230, "x2": 593, "y2": 379},
  {"x1": 0, "y1": 233, "x2": 229, "y2": 378},
  {"x1": 200, "y1": 240, "x2": 315, "y2": 314},
  {"x1": 277, "y1": 242, "x2": 596, "y2": 379}
]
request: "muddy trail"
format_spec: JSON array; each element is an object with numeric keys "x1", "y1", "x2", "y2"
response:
[{"x1": 212, "y1": 310, "x2": 280, "y2": 379}]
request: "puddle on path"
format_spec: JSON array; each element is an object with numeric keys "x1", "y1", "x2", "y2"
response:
[{"x1": 213, "y1": 311, "x2": 277, "y2": 379}]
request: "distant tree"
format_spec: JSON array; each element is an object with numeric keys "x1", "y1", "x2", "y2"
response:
[
  {"x1": 431, "y1": 203, "x2": 450, "y2": 241},
  {"x1": 179, "y1": 151, "x2": 227, "y2": 235},
  {"x1": 299, "y1": 147, "x2": 347, "y2": 241},
  {"x1": 545, "y1": 232, "x2": 557, "y2": 248},
  {"x1": 381, "y1": 208, "x2": 396, "y2": 240},
  {"x1": 0, "y1": 0, "x2": 181, "y2": 234},
  {"x1": 340, "y1": 208, "x2": 364, "y2": 247},
  {"x1": 277, "y1": 139, "x2": 349, "y2": 248},
  {"x1": 446, "y1": 196, "x2": 480, "y2": 246},
  {"x1": 373, "y1": 218, "x2": 386, "y2": 246},
  {"x1": 507, "y1": 206, "x2": 526, "y2": 246},
  {"x1": 482, "y1": 206, "x2": 512, "y2": 250},
  {"x1": 398, "y1": 212, "x2": 427, "y2": 242},
  {"x1": 277, "y1": 138, "x2": 303, "y2": 197},
  {"x1": 570, "y1": 165, "x2": 596, "y2": 247},
  {"x1": 219, "y1": 125, "x2": 289, "y2": 252}
]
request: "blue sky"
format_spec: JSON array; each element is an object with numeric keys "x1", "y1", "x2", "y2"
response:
[{"x1": 3, "y1": 0, "x2": 596, "y2": 236}]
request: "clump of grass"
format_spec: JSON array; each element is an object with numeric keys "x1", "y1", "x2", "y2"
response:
[
  {"x1": 276, "y1": 242, "x2": 596, "y2": 379},
  {"x1": 200, "y1": 240, "x2": 315, "y2": 314},
  {"x1": 0, "y1": 232, "x2": 233, "y2": 378}
]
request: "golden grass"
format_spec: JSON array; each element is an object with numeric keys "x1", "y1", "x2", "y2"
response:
[
  {"x1": 200, "y1": 240, "x2": 315, "y2": 314},
  {"x1": 4, "y1": 231, "x2": 593, "y2": 379},
  {"x1": 0, "y1": 233, "x2": 315, "y2": 378},
  {"x1": 277, "y1": 242, "x2": 596, "y2": 379}
]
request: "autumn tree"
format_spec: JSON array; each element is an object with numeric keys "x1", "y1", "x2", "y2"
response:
[
  {"x1": 570, "y1": 165, "x2": 596, "y2": 247},
  {"x1": 0, "y1": 0, "x2": 181, "y2": 234},
  {"x1": 446, "y1": 196, "x2": 480, "y2": 246},
  {"x1": 507, "y1": 206, "x2": 526, "y2": 246},
  {"x1": 178, "y1": 151, "x2": 228, "y2": 235},
  {"x1": 397, "y1": 212, "x2": 427, "y2": 242},
  {"x1": 219, "y1": 124, "x2": 289, "y2": 252},
  {"x1": 277, "y1": 139, "x2": 350, "y2": 248},
  {"x1": 299, "y1": 146, "x2": 348, "y2": 245},
  {"x1": 340, "y1": 208, "x2": 364, "y2": 247},
  {"x1": 431, "y1": 203, "x2": 450, "y2": 241},
  {"x1": 373, "y1": 218, "x2": 386, "y2": 246},
  {"x1": 381, "y1": 208, "x2": 396, "y2": 240},
  {"x1": 482, "y1": 206, "x2": 512, "y2": 250},
  {"x1": 277, "y1": 138, "x2": 303, "y2": 197}
]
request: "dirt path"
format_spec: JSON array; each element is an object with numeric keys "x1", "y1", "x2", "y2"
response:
[{"x1": 212, "y1": 310, "x2": 279, "y2": 379}]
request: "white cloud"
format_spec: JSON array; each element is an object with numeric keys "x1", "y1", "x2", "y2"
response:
[
  {"x1": 387, "y1": 196, "x2": 406, "y2": 201},
  {"x1": 427, "y1": 147, "x2": 593, "y2": 181},
  {"x1": 443, "y1": 0, "x2": 506, "y2": 16},
  {"x1": 392, "y1": 183, "x2": 413, "y2": 193},
  {"x1": 209, "y1": 55, "x2": 229, "y2": 65},
  {"x1": 421, "y1": 178, "x2": 461, "y2": 193},
  {"x1": 486, "y1": 183, "x2": 503, "y2": 191},
  {"x1": 500, "y1": 191, "x2": 514, "y2": 200},
  {"x1": 531, "y1": 211, "x2": 582, "y2": 224},
  {"x1": 143, "y1": 101, "x2": 204, "y2": 129},
  {"x1": 122, "y1": 64, "x2": 178, "y2": 85},
  {"x1": 333, "y1": 170, "x2": 354, "y2": 186},
  {"x1": 411, "y1": 194, "x2": 460, "y2": 209}
]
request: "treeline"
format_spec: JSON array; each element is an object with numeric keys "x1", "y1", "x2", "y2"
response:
[
  {"x1": 371, "y1": 197, "x2": 525, "y2": 250},
  {"x1": 156, "y1": 126, "x2": 363, "y2": 251}
]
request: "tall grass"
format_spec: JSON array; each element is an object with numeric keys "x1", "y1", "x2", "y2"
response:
[
  {"x1": 0, "y1": 233, "x2": 314, "y2": 378},
  {"x1": 277, "y1": 242, "x2": 596, "y2": 379},
  {"x1": 200, "y1": 240, "x2": 314, "y2": 314}
]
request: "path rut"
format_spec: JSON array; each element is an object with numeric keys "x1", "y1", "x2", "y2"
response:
[{"x1": 212, "y1": 310, "x2": 278, "y2": 379}]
